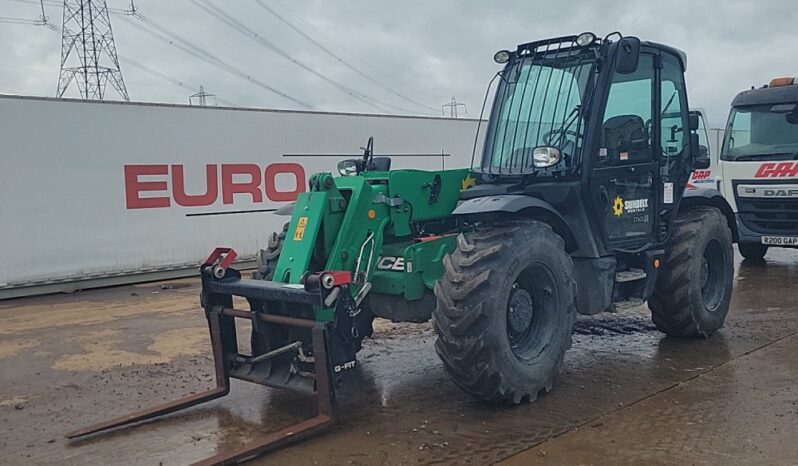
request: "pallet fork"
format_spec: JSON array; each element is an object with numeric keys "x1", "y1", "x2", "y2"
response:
[{"x1": 66, "y1": 248, "x2": 336, "y2": 465}]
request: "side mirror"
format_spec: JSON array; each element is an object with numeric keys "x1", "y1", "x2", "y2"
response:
[
  {"x1": 694, "y1": 145, "x2": 710, "y2": 169},
  {"x1": 688, "y1": 112, "x2": 700, "y2": 131},
  {"x1": 689, "y1": 132, "x2": 700, "y2": 163},
  {"x1": 337, "y1": 159, "x2": 360, "y2": 176},
  {"x1": 615, "y1": 37, "x2": 641, "y2": 74}
]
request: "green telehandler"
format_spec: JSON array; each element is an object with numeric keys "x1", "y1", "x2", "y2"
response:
[{"x1": 68, "y1": 32, "x2": 735, "y2": 465}]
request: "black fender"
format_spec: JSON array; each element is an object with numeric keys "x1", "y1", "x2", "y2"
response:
[
  {"x1": 680, "y1": 186, "x2": 738, "y2": 242},
  {"x1": 453, "y1": 195, "x2": 579, "y2": 252}
]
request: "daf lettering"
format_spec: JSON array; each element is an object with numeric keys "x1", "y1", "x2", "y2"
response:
[{"x1": 764, "y1": 189, "x2": 798, "y2": 197}]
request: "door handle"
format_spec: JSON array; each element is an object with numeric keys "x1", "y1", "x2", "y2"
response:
[
  {"x1": 612, "y1": 180, "x2": 652, "y2": 189},
  {"x1": 598, "y1": 186, "x2": 610, "y2": 212}
]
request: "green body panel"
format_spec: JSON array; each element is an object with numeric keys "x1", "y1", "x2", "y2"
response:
[
  {"x1": 370, "y1": 235, "x2": 458, "y2": 300},
  {"x1": 273, "y1": 167, "x2": 471, "y2": 322},
  {"x1": 275, "y1": 191, "x2": 328, "y2": 284}
]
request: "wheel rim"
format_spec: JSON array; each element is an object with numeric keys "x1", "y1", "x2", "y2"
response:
[
  {"x1": 506, "y1": 263, "x2": 559, "y2": 361},
  {"x1": 507, "y1": 285, "x2": 534, "y2": 337},
  {"x1": 701, "y1": 239, "x2": 725, "y2": 311}
]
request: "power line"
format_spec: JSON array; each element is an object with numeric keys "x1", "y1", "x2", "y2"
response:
[
  {"x1": 117, "y1": 11, "x2": 311, "y2": 109},
  {"x1": 34, "y1": 0, "x2": 57, "y2": 29},
  {"x1": 0, "y1": 15, "x2": 41, "y2": 25},
  {"x1": 2, "y1": 0, "x2": 430, "y2": 112},
  {"x1": 190, "y1": 0, "x2": 392, "y2": 113},
  {"x1": 190, "y1": 0, "x2": 418, "y2": 114},
  {"x1": 119, "y1": 56, "x2": 238, "y2": 106},
  {"x1": 0, "y1": 0, "x2": 56, "y2": 29},
  {"x1": 0, "y1": 61, "x2": 213, "y2": 90},
  {"x1": 271, "y1": 0, "x2": 440, "y2": 101},
  {"x1": 128, "y1": 12, "x2": 309, "y2": 108},
  {"x1": 252, "y1": 0, "x2": 436, "y2": 114}
]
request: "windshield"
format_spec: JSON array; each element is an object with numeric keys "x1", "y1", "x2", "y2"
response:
[
  {"x1": 721, "y1": 103, "x2": 798, "y2": 161},
  {"x1": 479, "y1": 51, "x2": 596, "y2": 174}
]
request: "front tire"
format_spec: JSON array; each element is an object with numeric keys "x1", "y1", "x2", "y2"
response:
[
  {"x1": 432, "y1": 221, "x2": 576, "y2": 404},
  {"x1": 738, "y1": 242, "x2": 768, "y2": 262},
  {"x1": 649, "y1": 207, "x2": 734, "y2": 338},
  {"x1": 251, "y1": 223, "x2": 293, "y2": 364}
]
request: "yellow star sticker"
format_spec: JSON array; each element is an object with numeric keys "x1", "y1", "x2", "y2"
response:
[
  {"x1": 461, "y1": 174, "x2": 476, "y2": 191},
  {"x1": 613, "y1": 196, "x2": 624, "y2": 217}
]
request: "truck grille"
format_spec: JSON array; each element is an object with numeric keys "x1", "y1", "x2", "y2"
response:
[{"x1": 737, "y1": 197, "x2": 798, "y2": 234}]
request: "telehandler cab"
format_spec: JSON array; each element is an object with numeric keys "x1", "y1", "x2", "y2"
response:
[{"x1": 68, "y1": 32, "x2": 734, "y2": 465}]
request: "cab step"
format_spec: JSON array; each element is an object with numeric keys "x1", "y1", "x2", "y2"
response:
[{"x1": 615, "y1": 268, "x2": 647, "y2": 283}]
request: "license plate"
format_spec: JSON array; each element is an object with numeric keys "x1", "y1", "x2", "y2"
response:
[{"x1": 761, "y1": 236, "x2": 798, "y2": 246}]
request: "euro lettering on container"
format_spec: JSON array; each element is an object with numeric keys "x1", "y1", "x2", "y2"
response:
[{"x1": 124, "y1": 163, "x2": 306, "y2": 209}]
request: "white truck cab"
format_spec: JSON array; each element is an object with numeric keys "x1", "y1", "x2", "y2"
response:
[{"x1": 691, "y1": 77, "x2": 798, "y2": 261}]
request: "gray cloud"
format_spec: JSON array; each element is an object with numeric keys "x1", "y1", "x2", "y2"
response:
[{"x1": 1, "y1": 0, "x2": 796, "y2": 126}]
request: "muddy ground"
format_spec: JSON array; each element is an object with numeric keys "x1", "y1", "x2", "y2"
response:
[{"x1": 1, "y1": 248, "x2": 797, "y2": 465}]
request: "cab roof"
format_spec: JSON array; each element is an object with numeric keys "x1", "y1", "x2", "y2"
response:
[
  {"x1": 644, "y1": 41, "x2": 687, "y2": 71},
  {"x1": 513, "y1": 35, "x2": 687, "y2": 72},
  {"x1": 732, "y1": 83, "x2": 798, "y2": 107}
]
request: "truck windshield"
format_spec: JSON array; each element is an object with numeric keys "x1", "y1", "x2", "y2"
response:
[
  {"x1": 721, "y1": 103, "x2": 798, "y2": 161},
  {"x1": 480, "y1": 52, "x2": 596, "y2": 174}
]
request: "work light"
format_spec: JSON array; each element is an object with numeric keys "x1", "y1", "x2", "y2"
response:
[
  {"x1": 494, "y1": 50, "x2": 511, "y2": 64},
  {"x1": 575, "y1": 32, "x2": 596, "y2": 47}
]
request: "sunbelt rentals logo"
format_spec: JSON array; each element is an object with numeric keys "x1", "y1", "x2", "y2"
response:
[{"x1": 613, "y1": 196, "x2": 648, "y2": 217}]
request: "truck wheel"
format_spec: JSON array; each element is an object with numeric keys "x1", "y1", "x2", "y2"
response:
[
  {"x1": 649, "y1": 207, "x2": 733, "y2": 338},
  {"x1": 738, "y1": 243, "x2": 768, "y2": 262},
  {"x1": 432, "y1": 221, "x2": 576, "y2": 404}
]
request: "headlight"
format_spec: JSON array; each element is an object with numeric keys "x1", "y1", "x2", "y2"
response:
[
  {"x1": 532, "y1": 147, "x2": 561, "y2": 168},
  {"x1": 575, "y1": 32, "x2": 596, "y2": 47},
  {"x1": 494, "y1": 50, "x2": 511, "y2": 64}
]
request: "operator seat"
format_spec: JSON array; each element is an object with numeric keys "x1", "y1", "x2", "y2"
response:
[
  {"x1": 367, "y1": 156, "x2": 392, "y2": 171},
  {"x1": 602, "y1": 114, "x2": 650, "y2": 164}
]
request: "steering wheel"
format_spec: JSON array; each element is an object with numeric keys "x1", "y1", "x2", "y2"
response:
[
  {"x1": 543, "y1": 129, "x2": 581, "y2": 143},
  {"x1": 643, "y1": 119, "x2": 652, "y2": 140}
]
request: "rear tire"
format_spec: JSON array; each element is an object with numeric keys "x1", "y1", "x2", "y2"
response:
[
  {"x1": 432, "y1": 221, "x2": 576, "y2": 404},
  {"x1": 738, "y1": 242, "x2": 768, "y2": 262},
  {"x1": 649, "y1": 207, "x2": 733, "y2": 338}
]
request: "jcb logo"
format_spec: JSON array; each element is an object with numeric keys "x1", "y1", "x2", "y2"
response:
[{"x1": 377, "y1": 256, "x2": 405, "y2": 271}]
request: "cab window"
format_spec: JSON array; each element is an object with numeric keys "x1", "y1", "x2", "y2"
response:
[
  {"x1": 599, "y1": 54, "x2": 654, "y2": 166},
  {"x1": 659, "y1": 53, "x2": 688, "y2": 178}
]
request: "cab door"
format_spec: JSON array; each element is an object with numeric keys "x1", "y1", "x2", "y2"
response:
[
  {"x1": 655, "y1": 52, "x2": 692, "y2": 242},
  {"x1": 589, "y1": 53, "x2": 658, "y2": 250}
]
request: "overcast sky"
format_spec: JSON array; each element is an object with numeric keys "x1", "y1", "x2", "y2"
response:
[{"x1": 1, "y1": 0, "x2": 796, "y2": 127}]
